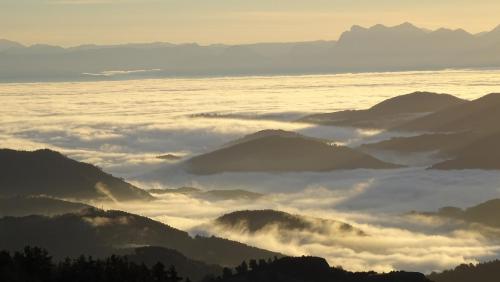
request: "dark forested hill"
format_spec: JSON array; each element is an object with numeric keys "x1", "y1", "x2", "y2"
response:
[
  {"x1": 211, "y1": 256, "x2": 430, "y2": 282},
  {"x1": 0, "y1": 247, "x2": 433, "y2": 282},
  {"x1": 0, "y1": 195, "x2": 91, "y2": 217},
  {"x1": 428, "y1": 260, "x2": 500, "y2": 282},
  {"x1": 300, "y1": 92, "x2": 466, "y2": 129},
  {"x1": 0, "y1": 208, "x2": 279, "y2": 267},
  {"x1": 215, "y1": 210, "x2": 365, "y2": 236},
  {"x1": 185, "y1": 132, "x2": 400, "y2": 174},
  {"x1": 0, "y1": 149, "x2": 153, "y2": 201},
  {"x1": 0, "y1": 246, "x2": 218, "y2": 282}
]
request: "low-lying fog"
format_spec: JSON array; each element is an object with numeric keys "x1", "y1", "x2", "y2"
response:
[{"x1": 2, "y1": 69, "x2": 500, "y2": 273}]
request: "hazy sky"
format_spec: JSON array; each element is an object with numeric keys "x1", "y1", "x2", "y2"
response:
[{"x1": 1, "y1": 0, "x2": 499, "y2": 46}]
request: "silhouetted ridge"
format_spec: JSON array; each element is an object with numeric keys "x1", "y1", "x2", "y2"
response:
[
  {"x1": 128, "y1": 246, "x2": 223, "y2": 281},
  {"x1": 210, "y1": 255, "x2": 430, "y2": 282},
  {"x1": 299, "y1": 92, "x2": 465, "y2": 129},
  {"x1": 428, "y1": 260, "x2": 500, "y2": 282},
  {"x1": 186, "y1": 132, "x2": 400, "y2": 174},
  {"x1": 0, "y1": 246, "x2": 212, "y2": 282},
  {"x1": 0, "y1": 39, "x2": 24, "y2": 51},
  {"x1": 0, "y1": 195, "x2": 91, "y2": 217},
  {"x1": 0, "y1": 209, "x2": 280, "y2": 266},
  {"x1": 0, "y1": 247, "x2": 431, "y2": 282},
  {"x1": 0, "y1": 148, "x2": 152, "y2": 201},
  {"x1": 2, "y1": 23, "x2": 500, "y2": 82}
]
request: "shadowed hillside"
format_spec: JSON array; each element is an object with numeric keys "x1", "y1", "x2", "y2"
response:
[
  {"x1": 299, "y1": 92, "x2": 466, "y2": 129},
  {"x1": 430, "y1": 132, "x2": 500, "y2": 170},
  {"x1": 359, "y1": 132, "x2": 480, "y2": 156},
  {"x1": 357, "y1": 93, "x2": 500, "y2": 170},
  {"x1": 0, "y1": 209, "x2": 280, "y2": 266},
  {"x1": 186, "y1": 131, "x2": 401, "y2": 174},
  {"x1": 127, "y1": 247, "x2": 223, "y2": 281},
  {"x1": 0, "y1": 247, "x2": 432, "y2": 282},
  {"x1": 394, "y1": 93, "x2": 500, "y2": 133},
  {"x1": 0, "y1": 149, "x2": 153, "y2": 201},
  {"x1": 0, "y1": 246, "x2": 218, "y2": 282},
  {"x1": 428, "y1": 260, "x2": 500, "y2": 282},
  {"x1": 0, "y1": 195, "x2": 91, "y2": 217},
  {"x1": 210, "y1": 256, "x2": 430, "y2": 282}
]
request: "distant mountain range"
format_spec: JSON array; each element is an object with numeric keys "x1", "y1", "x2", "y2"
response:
[{"x1": 1, "y1": 23, "x2": 500, "y2": 82}]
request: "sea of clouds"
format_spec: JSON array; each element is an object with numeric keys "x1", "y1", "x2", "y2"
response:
[{"x1": 2, "y1": 70, "x2": 500, "y2": 273}]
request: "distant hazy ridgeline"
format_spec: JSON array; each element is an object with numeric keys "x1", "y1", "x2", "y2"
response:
[{"x1": 1, "y1": 23, "x2": 500, "y2": 82}]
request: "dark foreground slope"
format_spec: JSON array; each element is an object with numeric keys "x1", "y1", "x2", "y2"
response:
[
  {"x1": 0, "y1": 195, "x2": 91, "y2": 217},
  {"x1": 299, "y1": 92, "x2": 465, "y2": 129},
  {"x1": 0, "y1": 246, "x2": 221, "y2": 282},
  {"x1": 213, "y1": 256, "x2": 430, "y2": 282},
  {"x1": 0, "y1": 209, "x2": 279, "y2": 267},
  {"x1": 0, "y1": 247, "x2": 431, "y2": 282},
  {"x1": 186, "y1": 132, "x2": 400, "y2": 174},
  {"x1": 215, "y1": 210, "x2": 365, "y2": 236},
  {"x1": 428, "y1": 260, "x2": 500, "y2": 282},
  {"x1": 0, "y1": 149, "x2": 152, "y2": 201}
]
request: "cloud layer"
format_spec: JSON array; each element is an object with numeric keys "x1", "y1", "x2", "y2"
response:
[{"x1": 3, "y1": 70, "x2": 500, "y2": 273}]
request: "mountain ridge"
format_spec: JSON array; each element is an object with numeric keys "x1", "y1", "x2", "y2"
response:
[
  {"x1": 183, "y1": 131, "x2": 401, "y2": 174},
  {"x1": 0, "y1": 148, "x2": 153, "y2": 201},
  {"x1": 2, "y1": 23, "x2": 500, "y2": 82}
]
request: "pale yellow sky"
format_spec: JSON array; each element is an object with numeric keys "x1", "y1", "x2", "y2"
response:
[{"x1": 1, "y1": 0, "x2": 499, "y2": 46}]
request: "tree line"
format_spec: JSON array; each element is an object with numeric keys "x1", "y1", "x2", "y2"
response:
[{"x1": 0, "y1": 246, "x2": 188, "y2": 282}]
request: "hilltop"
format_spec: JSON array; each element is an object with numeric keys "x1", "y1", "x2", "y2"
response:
[
  {"x1": 299, "y1": 92, "x2": 466, "y2": 129},
  {"x1": 0, "y1": 149, "x2": 153, "y2": 201},
  {"x1": 185, "y1": 131, "x2": 400, "y2": 174}
]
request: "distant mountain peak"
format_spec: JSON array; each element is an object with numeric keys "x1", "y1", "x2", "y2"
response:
[{"x1": 0, "y1": 38, "x2": 24, "y2": 51}]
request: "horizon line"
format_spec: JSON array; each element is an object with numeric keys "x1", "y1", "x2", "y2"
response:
[{"x1": 3, "y1": 22, "x2": 499, "y2": 50}]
